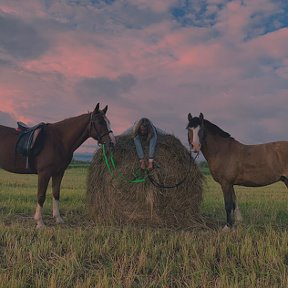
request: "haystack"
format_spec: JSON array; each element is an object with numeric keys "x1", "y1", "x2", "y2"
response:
[{"x1": 87, "y1": 133, "x2": 203, "y2": 228}]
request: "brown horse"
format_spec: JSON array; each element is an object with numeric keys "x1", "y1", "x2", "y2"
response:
[
  {"x1": 187, "y1": 113, "x2": 288, "y2": 229},
  {"x1": 0, "y1": 103, "x2": 116, "y2": 228}
]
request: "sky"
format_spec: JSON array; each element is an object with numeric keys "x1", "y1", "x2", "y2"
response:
[{"x1": 1, "y1": 0, "x2": 288, "y2": 154}]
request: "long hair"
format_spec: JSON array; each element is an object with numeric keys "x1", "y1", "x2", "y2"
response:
[{"x1": 133, "y1": 118, "x2": 154, "y2": 141}]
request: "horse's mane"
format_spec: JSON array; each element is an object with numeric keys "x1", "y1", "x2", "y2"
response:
[{"x1": 204, "y1": 119, "x2": 231, "y2": 138}]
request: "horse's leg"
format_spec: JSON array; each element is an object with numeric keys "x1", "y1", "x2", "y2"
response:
[
  {"x1": 221, "y1": 182, "x2": 235, "y2": 230},
  {"x1": 52, "y1": 171, "x2": 65, "y2": 224},
  {"x1": 232, "y1": 187, "x2": 242, "y2": 223},
  {"x1": 34, "y1": 172, "x2": 51, "y2": 228}
]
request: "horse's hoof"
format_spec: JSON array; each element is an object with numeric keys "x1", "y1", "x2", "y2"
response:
[{"x1": 222, "y1": 224, "x2": 231, "y2": 232}]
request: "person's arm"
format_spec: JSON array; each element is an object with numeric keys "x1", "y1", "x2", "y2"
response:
[
  {"x1": 148, "y1": 125, "x2": 157, "y2": 159},
  {"x1": 133, "y1": 135, "x2": 144, "y2": 159}
]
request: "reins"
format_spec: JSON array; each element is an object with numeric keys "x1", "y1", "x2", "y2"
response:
[{"x1": 102, "y1": 145, "x2": 199, "y2": 188}]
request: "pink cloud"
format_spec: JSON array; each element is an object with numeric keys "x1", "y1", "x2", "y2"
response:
[
  {"x1": 21, "y1": 32, "x2": 120, "y2": 79},
  {"x1": 0, "y1": 89, "x2": 17, "y2": 112},
  {"x1": 216, "y1": 0, "x2": 279, "y2": 42},
  {"x1": 0, "y1": 1, "x2": 47, "y2": 19},
  {"x1": 0, "y1": 88, "x2": 31, "y2": 123},
  {"x1": 217, "y1": 1, "x2": 250, "y2": 40},
  {"x1": 246, "y1": 28, "x2": 288, "y2": 59},
  {"x1": 176, "y1": 43, "x2": 223, "y2": 68}
]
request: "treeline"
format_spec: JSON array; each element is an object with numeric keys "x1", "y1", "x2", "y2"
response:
[{"x1": 68, "y1": 159, "x2": 90, "y2": 168}]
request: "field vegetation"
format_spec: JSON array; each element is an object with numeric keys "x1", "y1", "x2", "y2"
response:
[{"x1": 1, "y1": 162, "x2": 288, "y2": 287}]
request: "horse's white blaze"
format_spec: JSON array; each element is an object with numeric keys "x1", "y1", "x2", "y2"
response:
[
  {"x1": 34, "y1": 204, "x2": 44, "y2": 228},
  {"x1": 190, "y1": 126, "x2": 201, "y2": 152},
  {"x1": 104, "y1": 116, "x2": 116, "y2": 144},
  {"x1": 53, "y1": 199, "x2": 64, "y2": 223}
]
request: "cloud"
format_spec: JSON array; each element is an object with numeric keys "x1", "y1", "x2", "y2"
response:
[
  {"x1": 0, "y1": 59, "x2": 12, "y2": 67},
  {"x1": 108, "y1": 2, "x2": 168, "y2": 29},
  {"x1": 77, "y1": 74, "x2": 137, "y2": 100},
  {"x1": 0, "y1": 111, "x2": 16, "y2": 127},
  {"x1": 275, "y1": 58, "x2": 288, "y2": 80},
  {"x1": 0, "y1": 13, "x2": 49, "y2": 59},
  {"x1": 171, "y1": 0, "x2": 218, "y2": 27}
]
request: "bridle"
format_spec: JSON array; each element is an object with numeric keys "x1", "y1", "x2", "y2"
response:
[{"x1": 88, "y1": 113, "x2": 113, "y2": 144}]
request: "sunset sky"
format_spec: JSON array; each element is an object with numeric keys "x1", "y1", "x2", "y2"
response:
[{"x1": 1, "y1": 0, "x2": 288, "y2": 154}]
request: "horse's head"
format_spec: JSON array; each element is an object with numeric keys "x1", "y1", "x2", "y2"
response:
[
  {"x1": 89, "y1": 103, "x2": 116, "y2": 148},
  {"x1": 187, "y1": 112, "x2": 204, "y2": 153}
]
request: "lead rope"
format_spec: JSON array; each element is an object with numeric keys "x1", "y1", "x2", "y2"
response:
[
  {"x1": 147, "y1": 150, "x2": 199, "y2": 189},
  {"x1": 102, "y1": 145, "x2": 199, "y2": 188},
  {"x1": 102, "y1": 145, "x2": 147, "y2": 183},
  {"x1": 102, "y1": 144, "x2": 112, "y2": 175}
]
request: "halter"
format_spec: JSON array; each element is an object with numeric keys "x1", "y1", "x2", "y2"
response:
[{"x1": 88, "y1": 113, "x2": 113, "y2": 144}]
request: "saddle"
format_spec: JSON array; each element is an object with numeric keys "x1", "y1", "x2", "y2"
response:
[{"x1": 16, "y1": 122, "x2": 47, "y2": 168}]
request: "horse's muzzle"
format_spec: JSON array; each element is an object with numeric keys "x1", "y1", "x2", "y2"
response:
[{"x1": 191, "y1": 142, "x2": 201, "y2": 153}]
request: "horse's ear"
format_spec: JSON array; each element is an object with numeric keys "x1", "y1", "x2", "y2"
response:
[
  {"x1": 188, "y1": 113, "x2": 193, "y2": 122},
  {"x1": 94, "y1": 103, "x2": 100, "y2": 113},
  {"x1": 199, "y1": 113, "x2": 204, "y2": 123},
  {"x1": 102, "y1": 105, "x2": 108, "y2": 114}
]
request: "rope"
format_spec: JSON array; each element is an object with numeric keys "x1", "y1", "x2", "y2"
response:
[
  {"x1": 102, "y1": 145, "x2": 112, "y2": 175},
  {"x1": 102, "y1": 145, "x2": 199, "y2": 189},
  {"x1": 102, "y1": 145, "x2": 147, "y2": 183},
  {"x1": 147, "y1": 151, "x2": 199, "y2": 189}
]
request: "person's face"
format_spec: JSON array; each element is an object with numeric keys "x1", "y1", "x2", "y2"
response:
[{"x1": 139, "y1": 124, "x2": 148, "y2": 135}]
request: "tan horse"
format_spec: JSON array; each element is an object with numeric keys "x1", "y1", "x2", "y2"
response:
[
  {"x1": 187, "y1": 113, "x2": 288, "y2": 229},
  {"x1": 0, "y1": 103, "x2": 116, "y2": 228}
]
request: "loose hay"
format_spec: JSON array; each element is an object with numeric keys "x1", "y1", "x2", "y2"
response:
[{"x1": 87, "y1": 133, "x2": 203, "y2": 228}]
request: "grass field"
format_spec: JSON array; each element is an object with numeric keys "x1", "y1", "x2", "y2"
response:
[{"x1": 1, "y1": 165, "x2": 288, "y2": 287}]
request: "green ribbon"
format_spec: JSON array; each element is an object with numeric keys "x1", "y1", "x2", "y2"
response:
[
  {"x1": 102, "y1": 145, "x2": 146, "y2": 183},
  {"x1": 102, "y1": 145, "x2": 112, "y2": 175}
]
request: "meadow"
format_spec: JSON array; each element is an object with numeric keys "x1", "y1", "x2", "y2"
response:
[{"x1": 1, "y1": 164, "x2": 288, "y2": 288}]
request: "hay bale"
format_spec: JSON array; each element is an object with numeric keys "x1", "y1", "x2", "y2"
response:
[{"x1": 87, "y1": 133, "x2": 203, "y2": 228}]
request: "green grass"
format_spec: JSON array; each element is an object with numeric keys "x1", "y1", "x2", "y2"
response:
[{"x1": 1, "y1": 168, "x2": 288, "y2": 287}]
